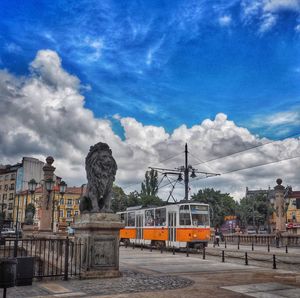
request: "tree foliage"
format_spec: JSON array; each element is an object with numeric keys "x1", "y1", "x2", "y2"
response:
[
  {"x1": 111, "y1": 185, "x2": 128, "y2": 213},
  {"x1": 111, "y1": 173, "x2": 164, "y2": 213},
  {"x1": 141, "y1": 169, "x2": 158, "y2": 197},
  {"x1": 191, "y1": 188, "x2": 237, "y2": 227},
  {"x1": 237, "y1": 194, "x2": 270, "y2": 229}
]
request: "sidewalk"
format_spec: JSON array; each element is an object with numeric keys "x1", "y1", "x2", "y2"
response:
[{"x1": 2, "y1": 246, "x2": 300, "y2": 297}]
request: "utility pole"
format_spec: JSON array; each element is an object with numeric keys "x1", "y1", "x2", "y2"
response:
[
  {"x1": 150, "y1": 143, "x2": 220, "y2": 202},
  {"x1": 184, "y1": 143, "x2": 189, "y2": 200}
]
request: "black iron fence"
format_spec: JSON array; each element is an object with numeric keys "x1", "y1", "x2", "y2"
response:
[
  {"x1": 215, "y1": 234, "x2": 300, "y2": 247},
  {"x1": 0, "y1": 237, "x2": 82, "y2": 280}
]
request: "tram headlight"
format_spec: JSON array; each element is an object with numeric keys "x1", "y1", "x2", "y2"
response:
[{"x1": 193, "y1": 234, "x2": 197, "y2": 238}]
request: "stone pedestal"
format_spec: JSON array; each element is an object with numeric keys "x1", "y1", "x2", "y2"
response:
[
  {"x1": 274, "y1": 179, "x2": 286, "y2": 233},
  {"x1": 74, "y1": 212, "x2": 124, "y2": 279},
  {"x1": 22, "y1": 224, "x2": 37, "y2": 238}
]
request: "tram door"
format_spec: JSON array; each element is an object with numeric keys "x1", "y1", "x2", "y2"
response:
[
  {"x1": 168, "y1": 212, "x2": 177, "y2": 245},
  {"x1": 136, "y1": 214, "x2": 143, "y2": 244}
]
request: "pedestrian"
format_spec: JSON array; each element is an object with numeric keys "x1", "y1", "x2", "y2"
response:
[
  {"x1": 275, "y1": 229, "x2": 281, "y2": 248},
  {"x1": 214, "y1": 226, "x2": 221, "y2": 247}
]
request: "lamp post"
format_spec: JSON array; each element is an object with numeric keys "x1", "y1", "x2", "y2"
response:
[
  {"x1": 45, "y1": 178, "x2": 55, "y2": 210},
  {"x1": 28, "y1": 179, "x2": 38, "y2": 201},
  {"x1": 57, "y1": 181, "x2": 67, "y2": 232}
]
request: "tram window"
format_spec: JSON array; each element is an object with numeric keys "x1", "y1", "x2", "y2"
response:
[
  {"x1": 191, "y1": 205, "x2": 209, "y2": 226},
  {"x1": 145, "y1": 209, "x2": 155, "y2": 226},
  {"x1": 179, "y1": 205, "x2": 191, "y2": 225},
  {"x1": 128, "y1": 212, "x2": 135, "y2": 226},
  {"x1": 155, "y1": 208, "x2": 166, "y2": 226}
]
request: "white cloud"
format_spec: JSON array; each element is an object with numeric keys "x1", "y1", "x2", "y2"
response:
[
  {"x1": 251, "y1": 110, "x2": 300, "y2": 129},
  {"x1": 295, "y1": 24, "x2": 300, "y2": 32},
  {"x1": 1, "y1": 50, "x2": 300, "y2": 201},
  {"x1": 84, "y1": 37, "x2": 103, "y2": 61},
  {"x1": 242, "y1": 0, "x2": 300, "y2": 33},
  {"x1": 219, "y1": 15, "x2": 232, "y2": 27},
  {"x1": 263, "y1": 0, "x2": 300, "y2": 13},
  {"x1": 5, "y1": 43, "x2": 22, "y2": 54}
]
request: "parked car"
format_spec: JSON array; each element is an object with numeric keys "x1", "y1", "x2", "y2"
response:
[
  {"x1": 67, "y1": 226, "x2": 75, "y2": 235},
  {"x1": 246, "y1": 226, "x2": 256, "y2": 235},
  {"x1": 258, "y1": 226, "x2": 268, "y2": 234},
  {"x1": 0, "y1": 228, "x2": 22, "y2": 238}
]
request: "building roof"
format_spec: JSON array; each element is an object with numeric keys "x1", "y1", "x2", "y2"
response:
[
  {"x1": 18, "y1": 185, "x2": 85, "y2": 196},
  {"x1": 289, "y1": 191, "x2": 300, "y2": 198},
  {"x1": 0, "y1": 163, "x2": 22, "y2": 174}
]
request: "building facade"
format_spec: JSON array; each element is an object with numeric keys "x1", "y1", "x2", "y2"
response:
[
  {"x1": 13, "y1": 184, "x2": 83, "y2": 231},
  {"x1": 245, "y1": 186, "x2": 300, "y2": 235},
  {"x1": 0, "y1": 157, "x2": 44, "y2": 221},
  {"x1": 0, "y1": 163, "x2": 21, "y2": 220},
  {"x1": 286, "y1": 191, "x2": 300, "y2": 234}
]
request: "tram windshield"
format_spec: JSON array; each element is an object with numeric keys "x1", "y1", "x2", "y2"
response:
[{"x1": 191, "y1": 205, "x2": 209, "y2": 227}]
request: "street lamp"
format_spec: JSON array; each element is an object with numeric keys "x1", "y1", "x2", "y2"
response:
[
  {"x1": 27, "y1": 178, "x2": 38, "y2": 208},
  {"x1": 28, "y1": 179, "x2": 37, "y2": 195},
  {"x1": 57, "y1": 181, "x2": 67, "y2": 230},
  {"x1": 45, "y1": 178, "x2": 54, "y2": 210}
]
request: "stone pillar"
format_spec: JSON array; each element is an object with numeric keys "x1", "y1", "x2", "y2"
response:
[
  {"x1": 274, "y1": 178, "x2": 286, "y2": 232},
  {"x1": 39, "y1": 156, "x2": 55, "y2": 232},
  {"x1": 74, "y1": 213, "x2": 124, "y2": 279}
]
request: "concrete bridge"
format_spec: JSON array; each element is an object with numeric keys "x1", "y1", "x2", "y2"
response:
[{"x1": 3, "y1": 243, "x2": 300, "y2": 297}]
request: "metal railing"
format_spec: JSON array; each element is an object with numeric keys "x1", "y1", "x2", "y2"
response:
[{"x1": 0, "y1": 237, "x2": 82, "y2": 280}]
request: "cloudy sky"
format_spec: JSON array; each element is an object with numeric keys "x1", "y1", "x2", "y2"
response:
[{"x1": 0, "y1": 0, "x2": 300, "y2": 200}]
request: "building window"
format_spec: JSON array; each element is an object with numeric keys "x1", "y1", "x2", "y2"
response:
[
  {"x1": 8, "y1": 203, "x2": 13, "y2": 210},
  {"x1": 67, "y1": 199, "x2": 72, "y2": 206},
  {"x1": 10, "y1": 184, "x2": 14, "y2": 190},
  {"x1": 9, "y1": 193, "x2": 13, "y2": 200},
  {"x1": 4, "y1": 185, "x2": 8, "y2": 191},
  {"x1": 60, "y1": 198, "x2": 64, "y2": 205},
  {"x1": 67, "y1": 210, "x2": 72, "y2": 218},
  {"x1": 3, "y1": 194, "x2": 7, "y2": 200},
  {"x1": 10, "y1": 173, "x2": 16, "y2": 180},
  {"x1": 4, "y1": 175, "x2": 9, "y2": 181},
  {"x1": 75, "y1": 199, "x2": 79, "y2": 205},
  {"x1": 0, "y1": 185, "x2": 2, "y2": 190},
  {"x1": 296, "y1": 198, "x2": 300, "y2": 209},
  {"x1": 60, "y1": 210, "x2": 64, "y2": 218},
  {"x1": 74, "y1": 211, "x2": 78, "y2": 216}
]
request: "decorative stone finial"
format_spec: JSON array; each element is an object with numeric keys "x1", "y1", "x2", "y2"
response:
[
  {"x1": 274, "y1": 178, "x2": 285, "y2": 191},
  {"x1": 46, "y1": 156, "x2": 54, "y2": 165}
]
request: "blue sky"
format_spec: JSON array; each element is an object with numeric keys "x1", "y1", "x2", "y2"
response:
[
  {"x1": 1, "y1": 1, "x2": 300, "y2": 198},
  {"x1": 1, "y1": 0, "x2": 300, "y2": 139}
]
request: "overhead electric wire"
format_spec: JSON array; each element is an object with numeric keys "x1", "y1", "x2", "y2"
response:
[
  {"x1": 192, "y1": 131, "x2": 300, "y2": 167},
  {"x1": 188, "y1": 151, "x2": 217, "y2": 172},
  {"x1": 154, "y1": 151, "x2": 184, "y2": 166},
  {"x1": 190, "y1": 154, "x2": 300, "y2": 183}
]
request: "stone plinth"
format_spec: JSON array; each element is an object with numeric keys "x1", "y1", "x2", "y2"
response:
[
  {"x1": 22, "y1": 224, "x2": 38, "y2": 238},
  {"x1": 74, "y1": 212, "x2": 124, "y2": 279}
]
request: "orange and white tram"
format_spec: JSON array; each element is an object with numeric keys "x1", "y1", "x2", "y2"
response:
[{"x1": 118, "y1": 202, "x2": 211, "y2": 249}]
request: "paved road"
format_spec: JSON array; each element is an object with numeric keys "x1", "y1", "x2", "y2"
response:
[{"x1": 2, "y1": 245, "x2": 300, "y2": 297}]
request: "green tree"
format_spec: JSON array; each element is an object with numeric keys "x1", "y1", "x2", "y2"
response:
[
  {"x1": 139, "y1": 169, "x2": 163, "y2": 207},
  {"x1": 111, "y1": 184, "x2": 128, "y2": 213},
  {"x1": 141, "y1": 169, "x2": 158, "y2": 196},
  {"x1": 237, "y1": 194, "x2": 269, "y2": 230},
  {"x1": 191, "y1": 188, "x2": 237, "y2": 227}
]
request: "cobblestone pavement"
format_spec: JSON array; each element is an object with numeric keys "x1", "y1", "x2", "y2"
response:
[{"x1": 2, "y1": 269, "x2": 193, "y2": 298}]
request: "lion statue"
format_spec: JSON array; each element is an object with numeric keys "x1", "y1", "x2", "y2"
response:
[{"x1": 79, "y1": 142, "x2": 117, "y2": 213}]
